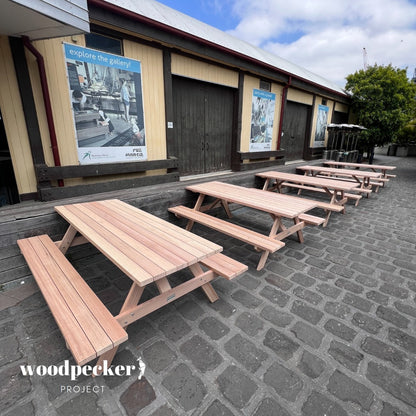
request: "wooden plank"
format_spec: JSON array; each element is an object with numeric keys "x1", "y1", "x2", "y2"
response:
[
  {"x1": 88, "y1": 201, "x2": 197, "y2": 268},
  {"x1": 116, "y1": 270, "x2": 217, "y2": 327},
  {"x1": 18, "y1": 237, "x2": 101, "y2": 365},
  {"x1": 168, "y1": 206, "x2": 285, "y2": 252},
  {"x1": 107, "y1": 200, "x2": 221, "y2": 256},
  {"x1": 38, "y1": 235, "x2": 128, "y2": 347},
  {"x1": 199, "y1": 253, "x2": 248, "y2": 280},
  {"x1": 55, "y1": 204, "x2": 154, "y2": 286},
  {"x1": 35, "y1": 158, "x2": 178, "y2": 181}
]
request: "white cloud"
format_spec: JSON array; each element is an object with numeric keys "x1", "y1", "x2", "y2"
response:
[{"x1": 226, "y1": 0, "x2": 416, "y2": 87}]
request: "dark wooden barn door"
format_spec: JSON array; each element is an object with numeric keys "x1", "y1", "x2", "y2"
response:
[
  {"x1": 280, "y1": 101, "x2": 311, "y2": 160},
  {"x1": 173, "y1": 77, "x2": 234, "y2": 175}
]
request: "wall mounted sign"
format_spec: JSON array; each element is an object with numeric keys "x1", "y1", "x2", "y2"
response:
[
  {"x1": 64, "y1": 43, "x2": 147, "y2": 164},
  {"x1": 249, "y1": 89, "x2": 276, "y2": 152},
  {"x1": 314, "y1": 105, "x2": 329, "y2": 148}
]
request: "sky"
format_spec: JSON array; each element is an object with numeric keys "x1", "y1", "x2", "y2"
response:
[{"x1": 155, "y1": 0, "x2": 416, "y2": 89}]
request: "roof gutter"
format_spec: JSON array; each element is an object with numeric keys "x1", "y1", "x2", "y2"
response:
[
  {"x1": 22, "y1": 36, "x2": 64, "y2": 187},
  {"x1": 88, "y1": 0, "x2": 347, "y2": 99}
]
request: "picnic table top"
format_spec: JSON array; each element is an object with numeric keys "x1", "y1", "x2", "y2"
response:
[
  {"x1": 323, "y1": 161, "x2": 396, "y2": 170},
  {"x1": 298, "y1": 165, "x2": 382, "y2": 179},
  {"x1": 186, "y1": 181, "x2": 318, "y2": 218},
  {"x1": 256, "y1": 171, "x2": 361, "y2": 191},
  {"x1": 55, "y1": 199, "x2": 222, "y2": 287}
]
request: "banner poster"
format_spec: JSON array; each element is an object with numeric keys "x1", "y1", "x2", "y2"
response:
[
  {"x1": 313, "y1": 104, "x2": 329, "y2": 148},
  {"x1": 64, "y1": 43, "x2": 146, "y2": 164},
  {"x1": 249, "y1": 89, "x2": 276, "y2": 152}
]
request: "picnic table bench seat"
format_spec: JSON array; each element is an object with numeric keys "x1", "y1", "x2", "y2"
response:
[
  {"x1": 199, "y1": 252, "x2": 248, "y2": 280},
  {"x1": 281, "y1": 182, "x2": 364, "y2": 206},
  {"x1": 17, "y1": 234, "x2": 128, "y2": 366},
  {"x1": 169, "y1": 205, "x2": 285, "y2": 254}
]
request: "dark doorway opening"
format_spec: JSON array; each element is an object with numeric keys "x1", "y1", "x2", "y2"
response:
[
  {"x1": 172, "y1": 76, "x2": 235, "y2": 176},
  {"x1": 0, "y1": 110, "x2": 20, "y2": 206}
]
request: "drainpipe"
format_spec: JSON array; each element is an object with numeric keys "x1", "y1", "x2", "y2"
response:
[
  {"x1": 22, "y1": 36, "x2": 64, "y2": 186},
  {"x1": 277, "y1": 76, "x2": 292, "y2": 150}
]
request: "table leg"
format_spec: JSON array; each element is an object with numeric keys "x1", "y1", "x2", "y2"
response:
[
  {"x1": 94, "y1": 283, "x2": 144, "y2": 376},
  {"x1": 186, "y1": 194, "x2": 206, "y2": 231},
  {"x1": 189, "y1": 263, "x2": 219, "y2": 302},
  {"x1": 56, "y1": 225, "x2": 78, "y2": 254},
  {"x1": 269, "y1": 215, "x2": 305, "y2": 243}
]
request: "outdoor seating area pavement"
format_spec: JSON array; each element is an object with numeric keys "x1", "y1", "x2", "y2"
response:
[{"x1": 1, "y1": 155, "x2": 416, "y2": 416}]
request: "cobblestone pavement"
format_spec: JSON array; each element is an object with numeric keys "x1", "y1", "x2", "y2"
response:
[{"x1": 1, "y1": 156, "x2": 415, "y2": 416}]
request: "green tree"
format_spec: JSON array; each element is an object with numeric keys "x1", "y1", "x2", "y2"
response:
[{"x1": 345, "y1": 64, "x2": 416, "y2": 160}]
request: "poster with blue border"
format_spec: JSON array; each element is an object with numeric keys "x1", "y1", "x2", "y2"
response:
[
  {"x1": 63, "y1": 43, "x2": 147, "y2": 164},
  {"x1": 314, "y1": 105, "x2": 329, "y2": 148},
  {"x1": 249, "y1": 89, "x2": 276, "y2": 152}
]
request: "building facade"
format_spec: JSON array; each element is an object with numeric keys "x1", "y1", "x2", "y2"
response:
[{"x1": 0, "y1": 0, "x2": 350, "y2": 204}]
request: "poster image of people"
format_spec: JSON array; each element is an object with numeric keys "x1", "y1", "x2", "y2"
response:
[
  {"x1": 314, "y1": 105, "x2": 329, "y2": 148},
  {"x1": 64, "y1": 43, "x2": 146, "y2": 164},
  {"x1": 249, "y1": 89, "x2": 276, "y2": 152}
]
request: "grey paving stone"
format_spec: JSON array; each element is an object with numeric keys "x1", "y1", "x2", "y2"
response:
[
  {"x1": 367, "y1": 361, "x2": 416, "y2": 408},
  {"x1": 238, "y1": 274, "x2": 261, "y2": 290},
  {"x1": 290, "y1": 321, "x2": 324, "y2": 349},
  {"x1": 307, "y1": 257, "x2": 331, "y2": 269},
  {"x1": 394, "y1": 301, "x2": 416, "y2": 318},
  {"x1": 327, "y1": 370, "x2": 374, "y2": 411},
  {"x1": 324, "y1": 301, "x2": 351, "y2": 319},
  {"x1": 293, "y1": 286, "x2": 323, "y2": 305},
  {"x1": 324, "y1": 319, "x2": 357, "y2": 342},
  {"x1": 207, "y1": 298, "x2": 236, "y2": 318},
  {"x1": 33, "y1": 331, "x2": 71, "y2": 366},
  {"x1": 259, "y1": 285, "x2": 290, "y2": 307},
  {"x1": 0, "y1": 364, "x2": 32, "y2": 411},
  {"x1": 0, "y1": 336, "x2": 22, "y2": 366},
  {"x1": 316, "y1": 283, "x2": 342, "y2": 299},
  {"x1": 158, "y1": 314, "x2": 191, "y2": 342},
  {"x1": 149, "y1": 404, "x2": 177, "y2": 416},
  {"x1": 3, "y1": 401, "x2": 35, "y2": 416},
  {"x1": 376, "y1": 305, "x2": 410, "y2": 328},
  {"x1": 328, "y1": 340, "x2": 364, "y2": 372},
  {"x1": 361, "y1": 336, "x2": 408, "y2": 369},
  {"x1": 342, "y1": 292, "x2": 373, "y2": 312},
  {"x1": 235, "y1": 311, "x2": 264, "y2": 336},
  {"x1": 335, "y1": 278, "x2": 364, "y2": 294},
  {"x1": 103, "y1": 349, "x2": 138, "y2": 389},
  {"x1": 231, "y1": 289, "x2": 262, "y2": 308},
  {"x1": 216, "y1": 365, "x2": 257, "y2": 410},
  {"x1": 291, "y1": 300, "x2": 323, "y2": 324},
  {"x1": 297, "y1": 350, "x2": 326, "y2": 379},
  {"x1": 199, "y1": 316, "x2": 230, "y2": 340},
  {"x1": 355, "y1": 274, "x2": 379, "y2": 288},
  {"x1": 143, "y1": 340, "x2": 177, "y2": 374},
  {"x1": 388, "y1": 327, "x2": 416, "y2": 354},
  {"x1": 263, "y1": 362, "x2": 303, "y2": 402},
  {"x1": 265, "y1": 274, "x2": 294, "y2": 291},
  {"x1": 290, "y1": 272, "x2": 315, "y2": 288},
  {"x1": 252, "y1": 397, "x2": 291, "y2": 416},
  {"x1": 180, "y1": 335, "x2": 222, "y2": 372},
  {"x1": 224, "y1": 334, "x2": 268, "y2": 372},
  {"x1": 128, "y1": 318, "x2": 158, "y2": 347},
  {"x1": 119, "y1": 378, "x2": 156, "y2": 416},
  {"x1": 352, "y1": 312, "x2": 383, "y2": 334},
  {"x1": 263, "y1": 328, "x2": 300, "y2": 359},
  {"x1": 381, "y1": 402, "x2": 410, "y2": 416},
  {"x1": 266, "y1": 262, "x2": 293, "y2": 277},
  {"x1": 260, "y1": 305, "x2": 293, "y2": 327},
  {"x1": 366, "y1": 290, "x2": 390, "y2": 306},
  {"x1": 162, "y1": 364, "x2": 206, "y2": 411},
  {"x1": 176, "y1": 299, "x2": 205, "y2": 321},
  {"x1": 202, "y1": 399, "x2": 234, "y2": 416},
  {"x1": 56, "y1": 392, "x2": 100, "y2": 416}
]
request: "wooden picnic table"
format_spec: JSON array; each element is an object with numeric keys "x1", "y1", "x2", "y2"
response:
[
  {"x1": 323, "y1": 160, "x2": 396, "y2": 179},
  {"x1": 297, "y1": 165, "x2": 382, "y2": 190},
  {"x1": 20, "y1": 199, "x2": 246, "y2": 370},
  {"x1": 171, "y1": 181, "x2": 321, "y2": 270},
  {"x1": 257, "y1": 171, "x2": 361, "y2": 204}
]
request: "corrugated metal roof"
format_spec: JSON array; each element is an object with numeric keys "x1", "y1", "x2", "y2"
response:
[{"x1": 102, "y1": 0, "x2": 346, "y2": 96}]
